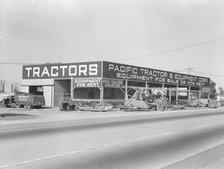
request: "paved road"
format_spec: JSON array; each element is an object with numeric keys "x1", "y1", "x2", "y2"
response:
[
  {"x1": 163, "y1": 142, "x2": 224, "y2": 169},
  {"x1": 1, "y1": 108, "x2": 224, "y2": 169},
  {"x1": 1, "y1": 108, "x2": 223, "y2": 138}
]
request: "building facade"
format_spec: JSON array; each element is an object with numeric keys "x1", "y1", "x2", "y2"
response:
[{"x1": 21, "y1": 61, "x2": 210, "y2": 107}]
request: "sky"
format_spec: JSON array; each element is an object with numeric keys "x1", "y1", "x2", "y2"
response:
[{"x1": 0, "y1": 0, "x2": 224, "y2": 88}]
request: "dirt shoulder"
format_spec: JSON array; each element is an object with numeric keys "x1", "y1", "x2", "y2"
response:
[
  {"x1": 0, "y1": 105, "x2": 218, "y2": 127},
  {"x1": 0, "y1": 106, "x2": 155, "y2": 125}
]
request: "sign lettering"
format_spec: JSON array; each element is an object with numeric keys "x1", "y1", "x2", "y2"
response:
[
  {"x1": 102, "y1": 79, "x2": 123, "y2": 88},
  {"x1": 23, "y1": 62, "x2": 101, "y2": 79},
  {"x1": 74, "y1": 79, "x2": 101, "y2": 87},
  {"x1": 103, "y1": 61, "x2": 210, "y2": 87}
]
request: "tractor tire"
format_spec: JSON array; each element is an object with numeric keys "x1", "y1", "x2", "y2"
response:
[
  {"x1": 24, "y1": 105, "x2": 32, "y2": 109},
  {"x1": 15, "y1": 103, "x2": 20, "y2": 108},
  {"x1": 11, "y1": 103, "x2": 16, "y2": 108}
]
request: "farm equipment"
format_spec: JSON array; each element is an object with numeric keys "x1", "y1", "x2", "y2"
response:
[
  {"x1": 60, "y1": 101, "x2": 113, "y2": 112},
  {"x1": 2, "y1": 92, "x2": 45, "y2": 109},
  {"x1": 77, "y1": 102, "x2": 113, "y2": 112},
  {"x1": 188, "y1": 99, "x2": 200, "y2": 107},
  {"x1": 59, "y1": 92, "x2": 113, "y2": 112},
  {"x1": 121, "y1": 89, "x2": 160, "y2": 111},
  {"x1": 208, "y1": 99, "x2": 218, "y2": 108},
  {"x1": 121, "y1": 88, "x2": 185, "y2": 111},
  {"x1": 59, "y1": 92, "x2": 76, "y2": 111}
]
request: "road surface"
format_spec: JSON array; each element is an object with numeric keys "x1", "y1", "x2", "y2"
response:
[{"x1": 1, "y1": 108, "x2": 224, "y2": 169}]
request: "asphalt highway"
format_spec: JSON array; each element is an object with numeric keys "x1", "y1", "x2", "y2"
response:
[
  {"x1": 1, "y1": 108, "x2": 223, "y2": 138},
  {"x1": 1, "y1": 108, "x2": 224, "y2": 169}
]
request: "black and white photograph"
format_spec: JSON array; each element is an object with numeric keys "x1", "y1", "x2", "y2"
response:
[{"x1": 1, "y1": 0, "x2": 224, "y2": 168}]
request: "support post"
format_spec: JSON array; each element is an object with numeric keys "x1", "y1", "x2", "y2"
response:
[
  {"x1": 3, "y1": 81, "x2": 5, "y2": 92},
  {"x1": 169, "y1": 88, "x2": 172, "y2": 103},
  {"x1": 176, "y1": 85, "x2": 178, "y2": 104},
  {"x1": 70, "y1": 78, "x2": 74, "y2": 99},
  {"x1": 162, "y1": 83, "x2": 165, "y2": 97},
  {"x1": 100, "y1": 80, "x2": 104, "y2": 104},
  {"x1": 199, "y1": 87, "x2": 201, "y2": 100},
  {"x1": 145, "y1": 81, "x2": 148, "y2": 91},
  {"x1": 125, "y1": 79, "x2": 128, "y2": 101},
  {"x1": 208, "y1": 90, "x2": 211, "y2": 100},
  {"x1": 188, "y1": 85, "x2": 191, "y2": 102}
]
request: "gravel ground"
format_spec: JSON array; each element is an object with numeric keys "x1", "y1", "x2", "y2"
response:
[
  {"x1": 0, "y1": 106, "x2": 156, "y2": 125},
  {"x1": 0, "y1": 105, "x2": 214, "y2": 126}
]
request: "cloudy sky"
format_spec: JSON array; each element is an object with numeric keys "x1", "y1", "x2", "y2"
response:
[{"x1": 0, "y1": 0, "x2": 224, "y2": 88}]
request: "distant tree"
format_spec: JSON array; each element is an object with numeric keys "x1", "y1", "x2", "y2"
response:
[
  {"x1": 218, "y1": 87, "x2": 224, "y2": 95},
  {"x1": 209, "y1": 80, "x2": 217, "y2": 99}
]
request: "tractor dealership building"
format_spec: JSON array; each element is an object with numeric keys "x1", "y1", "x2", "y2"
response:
[{"x1": 21, "y1": 61, "x2": 210, "y2": 107}]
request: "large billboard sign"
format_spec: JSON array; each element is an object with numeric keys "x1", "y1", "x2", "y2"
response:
[
  {"x1": 22, "y1": 61, "x2": 210, "y2": 87},
  {"x1": 23, "y1": 61, "x2": 101, "y2": 79},
  {"x1": 103, "y1": 61, "x2": 210, "y2": 87}
]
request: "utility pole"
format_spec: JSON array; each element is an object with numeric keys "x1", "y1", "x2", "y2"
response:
[
  {"x1": 186, "y1": 68, "x2": 193, "y2": 103},
  {"x1": 186, "y1": 68, "x2": 194, "y2": 75},
  {"x1": 0, "y1": 80, "x2": 5, "y2": 92}
]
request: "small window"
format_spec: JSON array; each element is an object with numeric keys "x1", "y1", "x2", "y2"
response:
[
  {"x1": 128, "y1": 81, "x2": 145, "y2": 87},
  {"x1": 29, "y1": 86, "x2": 43, "y2": 95}
]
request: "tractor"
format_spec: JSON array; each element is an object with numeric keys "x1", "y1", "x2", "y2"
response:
[{"x1": 121, "y1": 88, "x2": 168, "y2": 111}]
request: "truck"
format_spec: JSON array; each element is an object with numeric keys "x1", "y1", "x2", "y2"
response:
[
  {"x1": 2, "y1": 95, "x2": 15, "y2": 107},
  {"x1": 2, "y1": 92, "x2": 45, "y2": 109}
]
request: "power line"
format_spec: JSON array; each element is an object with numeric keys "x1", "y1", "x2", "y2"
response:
[
  {"x1": 191, "y1": 71, "x2": 224, "y2": 78},
  {"x1": 0, "y1": 62, "x2": 45, "y2": 65},
  {"x1": 0, "y1": 62, "x2": 27, "y2": 65},
  {"x1": 0, "y1": 80, "x2": 21, "y2": 84},
  {"x1": 1, "y1": 36, "x2": 224, "y2": 65},
  {"x1": 118, "y1": 36, "x2": 224, "y2": 62},
  {"x1": 0, "y1": 62, "x2": 63, "y2": 65}
]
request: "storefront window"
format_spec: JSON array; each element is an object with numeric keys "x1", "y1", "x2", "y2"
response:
[
  {"x1": 104, "y1": 88, "x2": 124, "y2": 100},
  {"x1": 190, "y1": 91, "x2": 199, "y2": 99},
  {"x1": 29, "y1": 86, "x2": 43, "y2": 95},
  {"x1": 201, "y1": 92, "x2": 209, "y2": 99},
  {"x1": 73, "y1": 88, "x2": 100, "y2": 99}
]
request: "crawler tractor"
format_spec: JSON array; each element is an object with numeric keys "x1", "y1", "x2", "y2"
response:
[{"x1": 122, "y1": 88, "x2": 168, "y2": 111}]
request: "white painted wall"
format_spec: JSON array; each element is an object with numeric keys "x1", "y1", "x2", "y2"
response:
[
  {"x1": 21, "y1": 85, "x2": 54, "y2": 107},
  {"x1": 43, "y1": 86, "x2": 54, "y2": 107},
  {"x1": 21, "y1": 86, "x2": 29, "y2": 93},
  {"x1": 22, "y1": 79, "x2": 54, "y2": 86},
  {"x1": 21, "y1": 79, "x2": 55, "y2": 107}
]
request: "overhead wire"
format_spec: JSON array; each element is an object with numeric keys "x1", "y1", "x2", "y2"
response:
[
  {"x1": 1, "y1": 36, "x2": 224, "y2": 65},
  {"x1": 118, "y1": 36, "x2": 224, "y2": 61},
  {"x1": 0, "y1": 62, "x2": 28, "y2": 65},
  {"x1": 191, "y1": 71, "x2": 224, "y2": 78},
  {"x1": 1, "y1": 36, "x2": 224, "y2": 79}
]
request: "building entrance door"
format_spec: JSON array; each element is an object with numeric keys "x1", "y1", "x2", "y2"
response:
[{"x1": 54, "y1": 80, "x2": 71, "y2": 106}]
